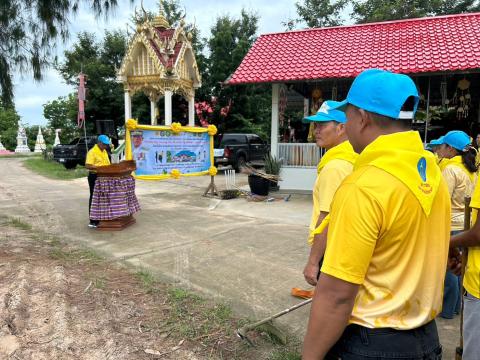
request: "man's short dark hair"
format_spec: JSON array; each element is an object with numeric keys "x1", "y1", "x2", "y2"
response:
[{"x1": 369, "y1": 112, "x2": 412, "y2": 130}]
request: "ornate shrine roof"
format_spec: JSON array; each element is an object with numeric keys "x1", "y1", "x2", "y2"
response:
[{"x1": 117, "y1": 13, "x2": 201, "y2": 99}]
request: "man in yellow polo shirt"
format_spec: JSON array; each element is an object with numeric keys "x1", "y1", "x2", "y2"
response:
[
  {"x1": 85, "y1": 135, "x2": 111, "y2": 228},
  {"x1": 302, "y1": 100, "x2": 357, "y2": 286},
  {"x1": 451, "y1": 185, "x2": 480, "y2": 359},
  {"x1": 303, "y1": 69, "x2": 450, "y2": 359}
]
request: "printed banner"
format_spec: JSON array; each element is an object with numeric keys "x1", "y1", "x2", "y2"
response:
[{"x1": 125, "y1": 120, "x2": 217, "y2": 180}]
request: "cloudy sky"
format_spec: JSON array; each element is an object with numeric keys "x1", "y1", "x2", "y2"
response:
[{"x1": 13, "y1": 0, "x2": 299, "y2": 126}]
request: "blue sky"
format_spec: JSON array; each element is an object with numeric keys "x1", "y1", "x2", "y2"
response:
[{"x1": 13, "y1": 0, "x2": 299, "y2": 126}]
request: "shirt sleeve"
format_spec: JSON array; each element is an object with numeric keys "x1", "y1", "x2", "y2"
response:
[
  {"x1": 321, "y1": 182, "x2": 383, "y2": 284},
  {"x1": 470, "y1": 181, "x2": 480, "y2": 209},
  {"x1": 317, "y1": 161, "x2": 352, "y2": 212},
  {"x1": 442, "y1": 166, "x2": 457, "y2": 197},
  {"x1": 85, "y1": 149, "x2": 95, "y2": 166}
]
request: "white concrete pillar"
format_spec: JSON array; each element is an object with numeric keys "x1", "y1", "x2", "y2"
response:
[
  {"x1": 271, "y1": 83, "x2": 279, "y2": 158},
  {"x1": 124, "y1": 90, "x2": 132, "y2": 121},
  {"x1": 165, "y1": 90, "x2": 173, "y2": 125},
  {"x1": 150, "y1": 100, "x2": 156, "y2": 125},
  {"x1": 188, "y1": 96, "x2": 195, "y2": 127}
]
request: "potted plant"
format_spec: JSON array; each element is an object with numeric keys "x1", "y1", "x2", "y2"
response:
[{"x1": 264, "y1": 154, "x2": 282, "y2": 191}]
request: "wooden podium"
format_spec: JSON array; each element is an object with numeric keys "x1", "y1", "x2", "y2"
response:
[{"x1": 95, "y1": 160, "x2": 137, "y2": 231}]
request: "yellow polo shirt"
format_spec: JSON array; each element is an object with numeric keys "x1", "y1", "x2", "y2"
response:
[
  {"x1": 322, "y1": 132, "x2": 450, "y2": 330},
  {"x1": 442, "y1": 159, "x2": 476, "y2": 231},
  {"x1": 85, "y1": 144, "x2": 110, "y2": 169},
  {"x1": 308, "y1": 159, "x2": 354, "y2": 244},
  {"x1": 465, "y1": 185, "x2": 480, "y2": 299}
]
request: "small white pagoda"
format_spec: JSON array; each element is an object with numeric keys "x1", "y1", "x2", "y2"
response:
[
  {"x1": 54, "y1": 129, "x2": 61, "y2": 146},
  {"x1": 34, "y1": 127, "x2": 46, "y2": 153},
  {"x1": 14, "y1": 127, "x2": 31, "y2": 153},
  {"x1": 0, "y1": 135, "x2": 5, "y2": 151}
]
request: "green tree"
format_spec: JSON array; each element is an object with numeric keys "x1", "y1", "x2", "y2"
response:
[
  {"x1": 0, "y1": 0, "x2": 129, "y2": 108},
  {"x1": 204, "y1": 10, "x2": 271, "y2": 138},
  {"x1": 43, "y1": 94, "x2": 79, "y2": 144},
  {"x1": 0, "y1": 104, "x2": 20, "y2": 150},
  {"x1": 57, "y1": 31, "x2": 127, "y2": 131},
  {"x1": 352, "y1": 0, "x2": 480, "y2": 23},
  {"x1": 288, "y1": 0, "x2": 349, "y2": 29}
]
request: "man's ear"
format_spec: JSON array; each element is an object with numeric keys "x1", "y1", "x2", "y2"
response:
[
  {"x1": 336, "y1": 123, "x2": 346, "y2": 136},
  {"x1": 357, "y1": 108, "x2": 371, "y2": 132}
]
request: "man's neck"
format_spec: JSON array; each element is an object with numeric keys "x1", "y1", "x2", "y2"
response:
[{"x1": 359, "y1": 128, "x2": 410, "y2": 153}]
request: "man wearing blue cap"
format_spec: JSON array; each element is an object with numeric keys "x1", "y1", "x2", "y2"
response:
[
  {"x1": 303, "y1": 69, "x2": 450, "y2": 359},
  {"x1": 85, "y1": 135, "x2": 111, "y2": 228},
  {"x1": 303, "y1": 100, "x2": 357, "y2": 286}
]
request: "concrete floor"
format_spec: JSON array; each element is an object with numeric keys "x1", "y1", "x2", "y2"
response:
[{"x1": 0, "y1": 158, "x2": 461, "y2": 357}]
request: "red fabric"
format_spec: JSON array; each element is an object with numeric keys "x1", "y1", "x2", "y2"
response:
[
  {"x1": 77, "y1": 73, "x2": 86, "y2": 128},
  {"x1": 228, "y1": 13, "x2": 480, "y2": 84}
]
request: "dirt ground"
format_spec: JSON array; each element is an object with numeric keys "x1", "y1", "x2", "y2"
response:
[{"x1": 0, "y1": 218, "x2": 292, "y2": 360}]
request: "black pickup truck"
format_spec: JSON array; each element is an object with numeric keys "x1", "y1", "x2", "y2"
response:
[
  {"x1": 214, "y1": 133, "x2": 269, "y2": 172},
  {"x1": 53, "y1": 136, "x2": 97, "y2": 169}
]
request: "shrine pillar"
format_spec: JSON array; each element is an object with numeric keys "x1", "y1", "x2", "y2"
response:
[
  {"x1": 188, "y1": 95, "x2": 195, "y2": 126},
  {"x1": 124, "y1": 90, "x2": 132, "y2": 121},
  {"x1": 165, "y1": 90, "x2": 173, "y2": 125}
]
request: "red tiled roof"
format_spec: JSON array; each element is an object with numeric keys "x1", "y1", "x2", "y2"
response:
[{"x1": 228, "y1": 13, "x2": 480, "y2": 84}]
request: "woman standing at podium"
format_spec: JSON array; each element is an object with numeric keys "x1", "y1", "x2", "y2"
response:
[{"x1": 85, "y1": 135, "x2": 111, "y2": 228}]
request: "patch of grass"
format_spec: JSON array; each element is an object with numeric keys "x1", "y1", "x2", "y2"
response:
[
  {"x1": 135, "y1": 269, "x2": 158, "y2": 293},
  {"x1": 23, "y1": 158, "x2": 88, "y2": 180},
  {"x1": 49, "y1": 247, "x2": 104, "y2": 264},
  {"x1": 8, "y1": 218, "x2": 32, "y2": 231},
  {"x1": 168, "y1": 287, "x2": 203, "y2": 303},
  {"x1": 93, "y1": 276, "x2": 106, "y2": 289},
  {"x1": 0, "y1": 153, "x2": 41, "y2": 159},
  {"x1": 268, "y1": 348, "x2": 302, "y2": 360}
]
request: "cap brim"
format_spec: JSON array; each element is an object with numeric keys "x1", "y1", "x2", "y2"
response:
[
  {"x1": 429, "y1": 137, "x2": 444, "y2": 146},
  {"x1": 328, "y1": 99, "x2": 348, "y2": 112},
  {"x1": 303, "y1": 114, "x2": 338, "y2": 123}
]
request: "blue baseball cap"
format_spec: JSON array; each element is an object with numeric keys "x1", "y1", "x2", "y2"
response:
[
  {"x1": 98, "y1": 134, "x2": 111, "y2": 145},
  {"x1": 331, "y1": 69, "x2": 419, "y2": 120},
  {"x1": 429, "y1": 138, "x2": 443, "y2": 146},
  {"x1": 432, "y1": 131, "x2": 471, "y2": 151},
  {"x1": 303, "y1": 100, "x2": 347, "y2": 124}
]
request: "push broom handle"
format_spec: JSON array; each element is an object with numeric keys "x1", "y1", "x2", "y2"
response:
[{"x1": 238, "y1": 298, "x2": 312, "y2": 333}]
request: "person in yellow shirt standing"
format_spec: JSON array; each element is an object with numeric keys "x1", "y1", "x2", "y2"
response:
[
  {"x1": 451, "y1": 179, "x2": 480, "y2": 360},
  {"x1": 302, "y1": 69, "x2": 450, "y2": 359},
  {"x1": 302, "y1": 100, "x2": 357, "y2": 286},
  {"x1": 85, "y1": 135, "x2": 111, "y2": 228},
  {"x1": 434, "y1": 131, "x2": 477, "y2": 319}
]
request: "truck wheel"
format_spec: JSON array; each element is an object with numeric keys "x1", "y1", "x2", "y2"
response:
[
  {"x1": 64, "y1": 161, "x2": 77, "y2": 170},
  {"x1": 235, "y1": 156, "x2": 246, "y2": 173}
]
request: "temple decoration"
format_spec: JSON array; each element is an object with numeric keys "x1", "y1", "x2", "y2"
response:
[
  {"x1": 15, "y1": 126, "x2": 31, "y2": 153},
  {"x1": 34, "y1": 127, "x2": 46, "y2": 153},
  {"x1": 117, "y1": 10, "x2": 202, "y2": 127}
]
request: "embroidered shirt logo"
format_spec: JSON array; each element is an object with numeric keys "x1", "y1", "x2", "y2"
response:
[
  {"x1": 417, "y1": 157, "x2": 432, "y2": 194},
  {"x1": 417, "y1": 157, "x2": 427, "y2": 182}
]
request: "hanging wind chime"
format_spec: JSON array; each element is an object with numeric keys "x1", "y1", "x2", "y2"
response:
[{"x1": 452, "y1": 78, "x2": 471, "y2": 120}]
